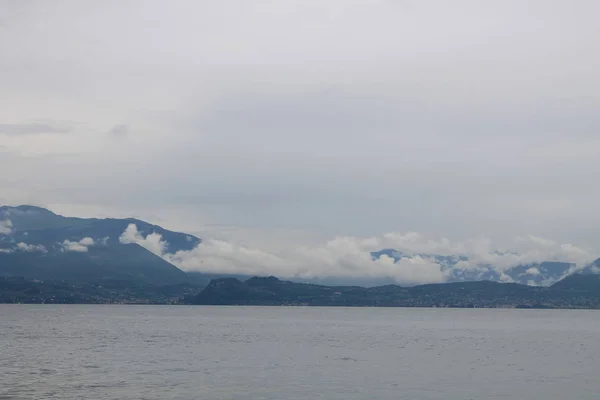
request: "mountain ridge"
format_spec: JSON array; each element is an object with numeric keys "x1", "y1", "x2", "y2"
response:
[{"x1": 1, "y1": 205, "x2": 600, "y2": 301}]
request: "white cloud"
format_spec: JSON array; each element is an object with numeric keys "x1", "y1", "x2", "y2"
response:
[
  {"x1": 525, "y1": 267, "x2": 541, "y2": 276},
  {"x1": 0, "y1": 219, "x2": 13, "y2": 235},
  {"x1": 16, "y1": 242, "x2": 47, "y2": 253},
  {"x1": 166, "y1": 237, "x2": 447, "y2": 285},
  {"x1": 60, "y1": 237, "x2": 95, "y2": 252},
  {"x1": 119, "y1": 224, "x2": 167, "y2": 256},
  {"x1": 376, "y1": 233, "x2": 596, "y2": 272},
  {"x1": 79, "y1": 237, "x2": 95, "y2": 246},
  {"x1": 61, "y1": 240, "x2": 88, "y2": 253},
  {"x1": 118, "y1": 224, "x2": 597, "y2": 286}
]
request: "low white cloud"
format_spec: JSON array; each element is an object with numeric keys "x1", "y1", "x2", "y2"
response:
[
  {"x1": 119, "y1": 224, "x2": 167, "y2": 256},
  {"x1": 0, "y1": 241, "x2": 47, "y2": 253},
  {"x1": 0, "y1": 219, "x2": 13, "y2": 235},
  {"x1": 16, "y1": 242, "x2": 47, "y2": 253},
  {"x1": 166, "y1": 237, "x2": 447, "y2": 285},
  {"x1": 116, "y1": 224, "x2": 598, "y2": 286},
  {"x1": 79, "y1": 237, "x2": 95, "y2": 246},
  {"x1": 377, "y1": 232, "x2": 596, "y2": 272},
  {"x1": 61, "y1": 237, "x2": 95, "y2": 253}
]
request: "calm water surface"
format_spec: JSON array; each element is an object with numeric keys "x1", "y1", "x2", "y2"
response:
[{"x1": 1, "y1": 305, "x2": 599, "y2": 399}]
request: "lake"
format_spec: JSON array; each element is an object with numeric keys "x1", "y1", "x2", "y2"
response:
[{"x1": 1, "y1": 305, "x2": 599, "y2": 399}]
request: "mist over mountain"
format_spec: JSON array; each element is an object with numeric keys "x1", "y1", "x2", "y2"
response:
[
  {"x1": 0, "y1": 205, "x2": 598, "y2": 289},
  {"x1": 370, "y1": 249, "x2": 576, "y2": 286}
]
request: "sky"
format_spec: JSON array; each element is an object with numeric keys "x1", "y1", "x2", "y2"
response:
[{"x1": 1, "y1": 0, "x2": 600, "y2": 282}]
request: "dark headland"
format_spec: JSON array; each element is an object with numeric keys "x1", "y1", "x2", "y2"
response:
[{"x1": 186, "y1": 274, "x2": 600, "y2": 309}]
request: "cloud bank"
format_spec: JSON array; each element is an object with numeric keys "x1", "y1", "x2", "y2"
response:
[{"x1": 119, "y1": 224, "x2": 597, "y2": 286}]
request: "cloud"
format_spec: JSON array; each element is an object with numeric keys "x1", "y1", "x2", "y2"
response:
[
  {"x1": 2, "y1": 0, "x2": 600, "y2": 259},
  {"x1": 166, "y1": 237, "x2": 447, "y2": 285},
  {"x1": 0, "y1": 123, "x2": 71, "y2": 135},
  {"x1": 376, "y1": 233, "x2": 596, "y2": 272},
  {"x1": 0, "y1": 219, "x2": 13, "y2": 235},
  {"x1": 116, "y1": 224, "x2": 446, "y2": 284},
  {"x1": 118, "y1": 224, "x2": 596, "y2": 286},
  {"x1": 61, "y1": 237, "x2": 95, "y2": 252},
  {"x1": 79, "y1": 237, "x2": 95, "y2": 246},
  {"x1": 109, "y1": 124, "x2": 129, "y2": 137},
  {"x1": 15, "y1": 242, "x2": 47, "y2": 253},
  {"x1": 167, "y1": 233, "x2": 596, "y2": 285},
  {"x1": 119, "y1": 224, "x2": 167, "y2": 256},
  {"x1": 0, "y1": 240, "x2": 47, "y2": 254}
]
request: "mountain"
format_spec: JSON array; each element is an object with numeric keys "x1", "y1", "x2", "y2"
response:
[
  {"x1": 0, "y1": 205, "x2": 199, "y2": 285},
  {"x1": 189, "y1": 275, "x2": 600, "y2": 308},
  {"x1": 371, "y1": 248, "x2": 574, "y2": 286},
  {"x1": 1, "y1": 204, "x2": 597, "y2": 301},
  {"x1": 0, "y1": 205, "x2": 200, "y2": 253},
  {"x1": 551, "y1": 268, "x2": 600, "y2": 292},
  {"x1": 0, "y1": 243, "x2": 188, "y2": 284}
]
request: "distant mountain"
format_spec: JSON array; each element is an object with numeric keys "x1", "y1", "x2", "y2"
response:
[
  {"x1": 190, "y1": 275, "x2": 600, "y2": 308},
  {"x1": 0, "y1": 205, "x2": 200, "y2": 285},
  {"x1": 0, "y1": 205, "x2": 200, "y2": 253},
  {"x1": 191, "y1": 276, "x2": 540, "y2": 307},
  {"x1": 551, "y1": 267, "x2": 600, "y2": 292},
  {"x1": 371, "y1": 248, "x2": 574, "y2": 286},
  {"x1": 0, "y1": 205, "x2": 595, "y2": 294},
  {"x1": 0, "y1": 243, "x2": 188, "y2": 285}
]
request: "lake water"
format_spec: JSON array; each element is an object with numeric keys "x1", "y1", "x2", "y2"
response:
[{"x1": 1, "y1": 306, "x2": 599, "y2": 399}]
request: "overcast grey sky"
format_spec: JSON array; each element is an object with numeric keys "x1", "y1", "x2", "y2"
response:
[{"x1": 1, "y1": 0, "x2": 600, "y2": 280}]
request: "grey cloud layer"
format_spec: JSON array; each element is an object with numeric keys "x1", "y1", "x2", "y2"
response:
[{"x1": 1, "y1": 0, "x2": 599, "y2": 252}]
